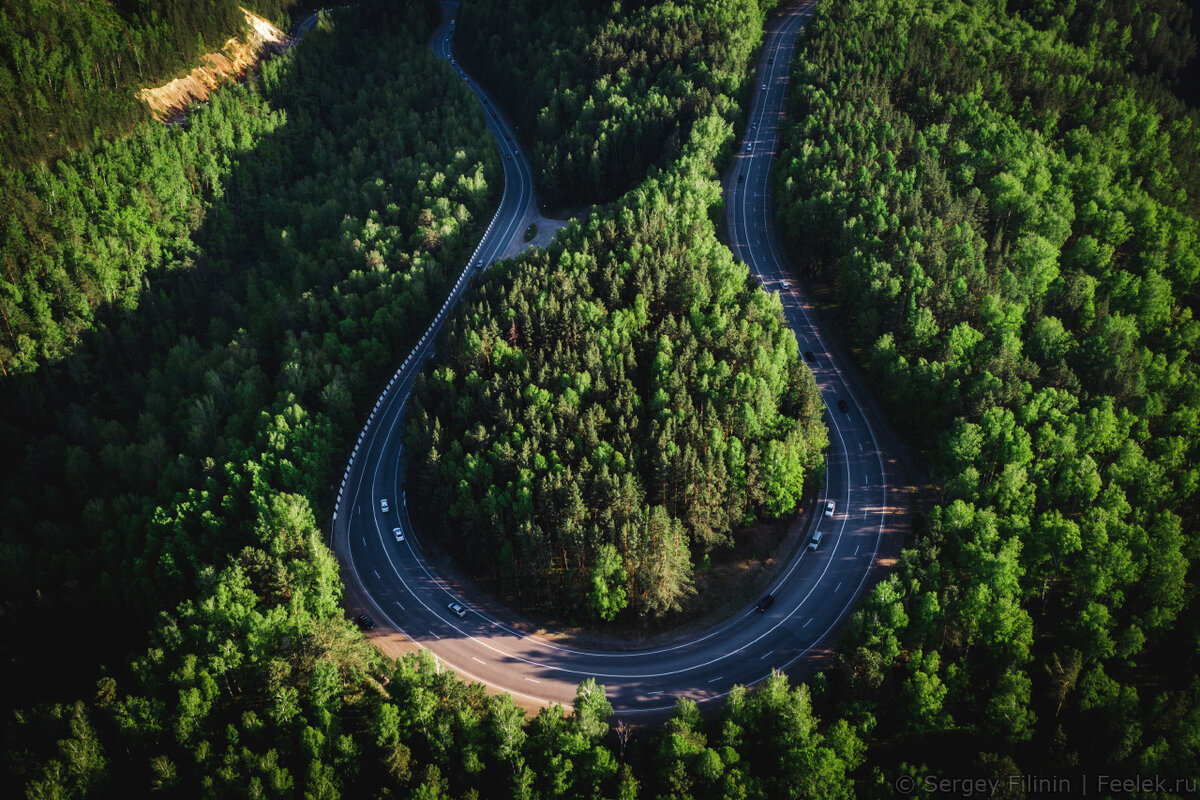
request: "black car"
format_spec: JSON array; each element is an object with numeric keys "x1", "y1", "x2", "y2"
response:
[
  {"x1": 355, "y1": 614, "x2": 375, "y2": 631},
  {"x1": 803, "y1": 350, "x2": 815, "y2": 362},
  {"x1": 738, "y1": 174, "x2": 745, "y2": 182},
  {"x1": 838, "y1": 399, "x2": 849, "y2": 413},
  {"x1": 755, "y1": 594, "x2": 775, "y2": 613}
]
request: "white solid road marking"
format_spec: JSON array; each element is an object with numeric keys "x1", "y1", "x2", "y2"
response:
[
  {"x1": 395, "y1": 601, "x2": 405, "y2": 611},
  {"x1": 854, "y1": 545, "x2": 860, "y2": 556},
  {"x1": 361, "y1": 537, "x2": 366, "y2": 547},
  {"x1": 803, "y1": 618, "x2": 812, "y2": 628},
  {"x1": 760, "y1": 650, "x2": 774, "y2": 660},
  {"x1": 373, "y1": 569, "x2": 380, "y2": 579},
  {"x1": 649, "y1": 690, "x2": 663, "y2": 695},
  {"x1": 473, "y1": 657, "x2": 486, "y2": 665},
  {"x1": 863, "y1": 474, "x2": 869, "y2": 484},
  {"x1": 524, "y1": 677, "x2": 541, "y2": 684},
  {"x1": 708, "y1": 676, "x2": 723, "y2": 683},
  {"x1": 430, "y1": 631, "x2": 440, "y2": 639},
  {"x1": 835, "y1": 582, "x2": 843, "y2": 593}
]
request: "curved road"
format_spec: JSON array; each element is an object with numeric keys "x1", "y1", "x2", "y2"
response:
[{"x1": 334, "y1": 0, "x2": 900, "y2": 716}]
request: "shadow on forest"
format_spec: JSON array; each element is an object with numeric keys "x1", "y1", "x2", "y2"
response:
[{"x1": 0, "y1": 1, "x2": 475, "y2": 704}]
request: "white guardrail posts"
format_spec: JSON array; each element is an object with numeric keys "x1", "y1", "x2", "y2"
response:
[{"x1": 329, "y1": 38, "x2": 516, "y2": 546}]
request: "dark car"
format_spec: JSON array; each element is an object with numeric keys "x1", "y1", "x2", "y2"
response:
[
  {"x1": 755, "y1": 594, "x2": 775, "y2": 613},
  {"x1": 803, "y1": 350, "x2": 815, "y2": 362},
  {"x1": 838, "y1": 399, "x2": 849, "y2": 413},
  {"x1": 355, "y1": 614, "x2": 375, "y2": 631},
  {"x1": 738, "y1": 174, "x2": 745, "y2": 182}
]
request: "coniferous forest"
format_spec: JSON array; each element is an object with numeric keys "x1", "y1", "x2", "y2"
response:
[
  {"x1": 774, "y1": 0, "x2": 1200, "y2": 783},
  {"x1": 456, "y1": 0, "x2": 780, "y2": 206},
  {"x1": 407, "y1": 124, "x2": 827, "y2": 621},
  {"x1": 0, "y1": 0, "x2": 1198, "y2": 797},
  {"x1": 0, "y1": 0, "x2": 299, "y2": 167}
]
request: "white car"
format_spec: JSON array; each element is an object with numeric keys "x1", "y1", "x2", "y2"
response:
[
  {"x1": 380, "y1": 498, "x2": 389, "y2": 512},
  {"x1": 761, "y1": 83, "x2": 767, "y2": 90},
  {"x1": 824, "y1": 500, "x2": 836, "y2": 518},
  {"x1": 447, "y1": 602, "x2": 467, "y2": 618},
  {"x1": 393, "y1": 527, "x2": 405, "y2": 542}
]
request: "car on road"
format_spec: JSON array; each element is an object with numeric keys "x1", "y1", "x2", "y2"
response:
[
  {"x1": 768, "y1": 57, "x2": 773, "y2": 64},
  {"x1": 745, "y1": 142, "x2": 752, "y2": 151},
  {"x1": 355, "y1": 614, "x2": 375, "y2": 630},
  {"x1": 755, "y1": 594, "x2": 774, "y2": 612},
  {"x1": 808, "y1": 530, "x2": 824, "y2": 551},
  {"x1": 448, "y1": 602, "x2": 467, "y2": 618},
  {"x1": 825, "y1": 500, "x2": 836, "y2": 518},
  {"x1": 738, "y1": 174, "x2": 745, "y2": 182},
  {"x1": 838, "y1": 399, "x2": 849, "y2": 413},
  {"x1": 380, "y1": 498, "x2": 389, "y2": 512},
  {"x1": 505, "y1": 154, "x2": 512, "y2": 160},
  {"x1": 393, "y1": 527, "x2": 405, "y2": 542},
  {"x1": 803, "y1": 350, "x2": 815, "y2": 362},
  {"x1": 761, "y1": 83, "x2": 767, "y2": 90}
]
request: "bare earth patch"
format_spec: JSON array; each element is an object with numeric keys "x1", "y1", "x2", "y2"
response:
[{"x1": 136, "y1": 8, "x2": 291, "y2": 122}]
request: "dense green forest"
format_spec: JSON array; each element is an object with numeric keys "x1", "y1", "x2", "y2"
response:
[
  {"x1": 4, "y1": 0, "x2": 1200, "y2": 795},
  {"x1": 406, "y1": 118, "x2": 826, "y2": 621},
  {"x1": 456, "y1": 0, "x2": 778, "y2": 207},
  {"x1": 0, "y1": 1, "x2": 867, "y2": 795},
  {"x1": 0, "y1": 0, "x2": 301, "y2": 167},
  {"x1": 0, "y1": 0, "x2": 502, "y2": 791},
  {"x1": 0, "y1": 0, "x2": 307, "y2": 376},
  {"x1": 775, "y1": 0, "x2": 1200, "y2": 787}
]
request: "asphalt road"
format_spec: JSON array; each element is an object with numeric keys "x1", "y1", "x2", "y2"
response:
[{"x1": 334, "y1": 0, "x2": 900, "y2": 716}]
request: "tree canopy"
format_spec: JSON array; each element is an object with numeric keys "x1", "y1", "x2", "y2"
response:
[
  {"x1": 407, "y1": 118, "x2": 826, "y2": 620},
  {"x1": 775, "y1": 0, "x2": 1200, "y2": 786}
]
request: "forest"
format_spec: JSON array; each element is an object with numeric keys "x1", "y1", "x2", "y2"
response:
[
  {"x1": 456, "y1": 0, "x2": 779, "y2": 207},
  {"x1": 0, "y1": 0, "x2": 308, "y2": 376},
  {"x1": 1, "y1": 0, "x2": 1199, "y2": 796},
  {"x1": 0, "y1": 0, "x2": 302, "y2": 167},
  {"x1": 774, "y1": 0, "x2": 1200, "y2": 787},
  {"x1": 406, "y1": 118, "x2": 827, "y2": 621},
  {"x1": 1, "y1": 0, "x2": 855, "y2": 796}
]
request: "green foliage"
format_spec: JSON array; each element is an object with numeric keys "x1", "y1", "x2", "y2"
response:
[
  {"x1": 589, "y1": 543, "x2": 629, "y2": 621},
  {"x1": 780, "y1": 0, "x2": 1200, "y2": 783},
  {"x1": 0, "y1": 84, "x2": 285, "y2": 375},
  {"x1": 0, "y1": 0, "x2": 497, "y2": 761},
  {"x1": 0, "y1": 0, "x2": 299, "y2": 167},
  {"x1": 648, "y1": 675, "x2": 864, "y2": 799},
  {"x1": 408, "y1": 119, "x2": 826, "y2": 620},
  {"x1": 457, "y1": 0, "x2": 777, "y2": 206}
]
